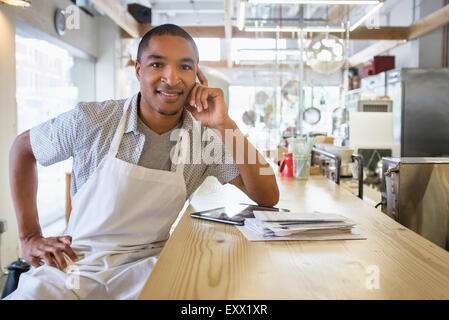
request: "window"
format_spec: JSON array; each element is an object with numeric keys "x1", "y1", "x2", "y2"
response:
[
  {"x1": 27, "y1": 71, "x2": 38, "y2": 89},
  {"x1": 193, "y1": 38, "x2": 221, "y2": 61},
  {"x1": 16, "y1": 34, "x2": 77, "y2": 230}
]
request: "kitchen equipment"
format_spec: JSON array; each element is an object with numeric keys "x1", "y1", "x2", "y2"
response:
[
  {"x1": 281, "y1": 80, "x2": 301, "y2": 104},
  {"x1": 293, "y1": 154, "x2": 311, "y2": 180},
  {"x1": 321, "y1": 144, "x2": 354, "y2": 177},
  {"x1": 381, "y1": 157, "x2": 449, "y2": 250},
  {"x1": 303, "y1": 87, "x2": 321, "y2": 125},
  {"x1": 356, "y1": 99, "x2": 392, "y2": 112},
  {"x1": 306, "y1": 34, "x2": 345, "y2": 75},
  {"x1": 287, "y1": 137, "x2": 306, "y2": 155},
  {"x1": 242, "y1": 110, "x2": 257, "y2": 127},
  {"x1": 361, "y1": 71, "x2": 387, "y2": 98},
  {"x1": 362, "y1": 56, "x2": 395, "y2": 78},
  {"x1": 280, "y1": 153, "x2": 294, "y2": 178},
  {"x1": 386, "y1": 68, "x2": 449, "y2": 157}
]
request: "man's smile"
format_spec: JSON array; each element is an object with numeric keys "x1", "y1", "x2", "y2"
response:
[{"x1": 156, "y1": 89, "x2": 184, "y2": 102}]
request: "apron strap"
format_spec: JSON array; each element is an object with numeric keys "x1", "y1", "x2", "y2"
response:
[
  {"x1": 107, "y1": 94, "x2": 188, "y2": 176},
  {"x1": 107, "y1": 96, "x2": 134, "y2": 158}
]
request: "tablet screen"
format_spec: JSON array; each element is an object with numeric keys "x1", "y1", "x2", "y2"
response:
[{"x1": 190, "y1": 204, "x2": 289, "y2": 224}]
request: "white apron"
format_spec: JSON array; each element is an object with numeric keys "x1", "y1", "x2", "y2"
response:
[{"x1": 5, "y1": 96, "x2": 188, "y2": 300}]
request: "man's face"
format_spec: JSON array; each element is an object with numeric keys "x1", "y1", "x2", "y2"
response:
[{"x1": 136, "y1": 35, "x2": 197, "y2": 116}]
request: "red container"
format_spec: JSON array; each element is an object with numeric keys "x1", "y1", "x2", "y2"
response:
[
  {"x1": 362, "y1": 55, "x2": 395, "y2": 77},
  {"x1": 280, "y1": 153, "x2": 294, "y2": 177}
]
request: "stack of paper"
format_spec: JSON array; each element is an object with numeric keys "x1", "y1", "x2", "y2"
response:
[{"x1": 236, "y1": 211, "x2": 366, "y2": 241}]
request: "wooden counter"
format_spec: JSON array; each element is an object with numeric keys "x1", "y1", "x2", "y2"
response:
[{"x1": 138, "y1": 175, "x2": 449, "y2": 299}]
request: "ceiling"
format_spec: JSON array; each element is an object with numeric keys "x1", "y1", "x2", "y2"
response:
[{"x1": 122, "y1": 0, "x2": 404, "y2": 28}]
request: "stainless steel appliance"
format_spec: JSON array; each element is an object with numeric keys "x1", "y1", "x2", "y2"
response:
[
  {"x1": 381, "y1": 157, "x2": 449, "y2": 250},
  {"x1": 386, "y1": 68, "x2": 449, "y2": 157}
]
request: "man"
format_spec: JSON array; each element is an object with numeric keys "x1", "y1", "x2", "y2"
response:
[{"x1": 4, "y1": 24, "x2": 279, "y2": 300}]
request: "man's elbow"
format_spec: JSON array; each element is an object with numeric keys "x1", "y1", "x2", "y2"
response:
[{"x1": 256, "y1": 183, "x2": 280, "y2": 207}]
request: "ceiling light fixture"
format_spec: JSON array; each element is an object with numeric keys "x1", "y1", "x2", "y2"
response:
[
  {"x1": 245, "y1": 26, "x2": 346, "y2": 33},
  {"x1": 0, "y1": 0, "x2": 31, "y2": 7},
  {"x1": 349, "y1": 1, "x2": 384, "y2": 31},
  {"x1": 237, "y1": 1, "x2": 246, "y2": 31},
  {"x1": 248, "y1": 0, "x2": 379, "y2": 5}
]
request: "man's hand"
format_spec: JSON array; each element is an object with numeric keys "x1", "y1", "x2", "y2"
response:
[
  {"x1": 21, "y1": 235, "x2": 79, "y2": 272},
  {"x1": 185, "y1": 68, "x2": 233, "y2": 131}
]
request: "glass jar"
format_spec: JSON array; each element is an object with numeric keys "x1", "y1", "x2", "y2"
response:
[{"x1": 293, "y1": 154, "x2": 311, "y2": 180}]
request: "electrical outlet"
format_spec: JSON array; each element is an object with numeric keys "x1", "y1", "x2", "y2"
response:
[{"x1": 0, "y1": 219, "x2": 7, "y2": 234}]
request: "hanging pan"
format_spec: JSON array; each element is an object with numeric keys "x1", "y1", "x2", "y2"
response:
[{"x1": 303, "y1": 86, "x2": 321, "y2": 125}]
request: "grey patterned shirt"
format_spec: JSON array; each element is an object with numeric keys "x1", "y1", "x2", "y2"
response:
[{"x1": 29, "y1": 92, "x2": 240, "y2": 200}]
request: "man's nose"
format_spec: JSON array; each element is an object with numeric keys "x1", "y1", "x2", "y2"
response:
[{"x1": 161, "y1": 66, "x2": 180, "y2": 86}]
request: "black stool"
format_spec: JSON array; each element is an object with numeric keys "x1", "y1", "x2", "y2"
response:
[{"x1": 1, "y1": 258, "x2": 30, "y2": 298}]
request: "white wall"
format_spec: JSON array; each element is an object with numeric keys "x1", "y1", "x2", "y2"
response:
[
  {"x1": 95, "y1": 16, "x2": 121, "y2": 101},
  {"x1": 72, "y1": 58, "x2": 97, "y2": 102},
  {"x1": 0, "y1": 5, "x2": 20, "y2": 268}
]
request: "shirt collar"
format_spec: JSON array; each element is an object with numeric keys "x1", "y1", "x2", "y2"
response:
[{"x1": 125, "y1": 92, "x2": 194, "y2": 134}]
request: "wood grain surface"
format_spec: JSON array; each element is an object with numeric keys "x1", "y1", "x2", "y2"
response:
[{"x1": 138, "y1": 176, "x2": 449, "y2": 300}]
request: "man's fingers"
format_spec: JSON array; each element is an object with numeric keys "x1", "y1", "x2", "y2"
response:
[
  {"x1": 200, "y1": 87, "x2": 209, "y2": 110},
  {"x1": 58, "y1": 236, "x2": 72, "y2": 245},
  {"x1": 43, "y1": 252, "x2": 57, "y2": 269},
  {"x1": 185, "y1": 104, "x2": 197, "y2": 114},
  {"x1": 194, "y1": 86, "x2": 202, "y2": 112},
  {"x1": 56, "y1": 241, "x2": 79, "y2": 262},
  {"x1": 51, "y1": 249, "x2": 67, "y2": 271},
  {"x1": 189, "y1": 84, "x2": 198, "y2": 108},
  {"x1": 30, "y1": 257, "x2": 41, "y2": 268},
  {"x1": 197, "y1": 68, "x2": 208, "y2": 87}
]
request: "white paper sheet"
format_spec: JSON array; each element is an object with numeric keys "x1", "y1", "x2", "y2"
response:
[
  {"x1": 253, "y1": 211, "x2": 347, "y2": 222},
  {"x1": 236, "y1": 224, "x2": 367, "y2": 241}
]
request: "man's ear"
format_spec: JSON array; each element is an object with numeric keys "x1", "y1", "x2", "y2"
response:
[{"x1": 135, "y1": 61, "x2": 141, "y2": 80}]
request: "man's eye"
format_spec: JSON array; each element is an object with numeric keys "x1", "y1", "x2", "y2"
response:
[
  {"x1": 151, "y1": 62, "x2": 162, "y2": 68},
  {"x1": 181, "y1": 65, "x2": 192, "y2": 70}
]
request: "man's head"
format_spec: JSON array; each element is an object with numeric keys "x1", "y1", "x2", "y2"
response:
[{"x1": 135, "y1": 24, "x2": 199, "y2": 117}]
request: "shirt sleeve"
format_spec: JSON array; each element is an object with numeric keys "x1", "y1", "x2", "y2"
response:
[
  {"x1": 29, "y1": 106, "x2": 79, "y2": 167},
  {"x1": 202, "y1": 128, "x2": 240, "y2": 185}
]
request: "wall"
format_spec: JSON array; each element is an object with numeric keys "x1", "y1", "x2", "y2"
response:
[
  {"x1": 0, "y1": 5, "x2": 20, "y2": 269},
  {"x1": 95, "y1": 16, "x2": 121, "y2": 101},
  {"x1": 72, "y1": 58, "x2": 96, "y2": 102},
  {"x1": 351, "y1": 0, "x2": 449, "y2": 69},
  {"x1": 417, "y1": 0, "x2": 445, "y2": 68}
]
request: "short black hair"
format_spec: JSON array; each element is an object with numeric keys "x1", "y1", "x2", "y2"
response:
[{"x1": 136, "y1": 24, "x2": 199, "y2": 64}]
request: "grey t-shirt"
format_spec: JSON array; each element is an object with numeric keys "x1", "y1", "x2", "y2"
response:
[{"x1": 136, "y1": 115, "x2": 182, "y2": 171}]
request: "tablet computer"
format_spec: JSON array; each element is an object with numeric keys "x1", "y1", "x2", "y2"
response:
[{"x1": 190, "y1": 203, "x2": 290, "y2": 226}]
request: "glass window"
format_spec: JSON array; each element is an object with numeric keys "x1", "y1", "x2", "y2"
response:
[
  {"x1": 16, "y1": 34, "x2": 78, "y2": 230},
  {"x1": 193, "y1": 37, "x2": 221, "y2": 61}
]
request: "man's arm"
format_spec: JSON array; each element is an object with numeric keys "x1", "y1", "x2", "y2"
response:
[
  {"x1": 9, "y1": 130, "x2": 78, "y2": 271},
  {"x1": 215, "y1": 120, "x2": 279, "y2": 207},
  {"x1": 185, "y1": 69, "x2": 279, "y2": 207}
]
